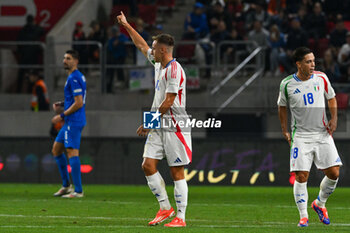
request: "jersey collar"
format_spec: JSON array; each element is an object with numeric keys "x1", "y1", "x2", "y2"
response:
[
  {"x1": 293, "y1": 73, "x2": 301, "y2": 82},
  {"x1": 164, "y1": 58, "x2": 176, "y2": 68},
  {"x1": 293, "y1": 73, "x2": 313, "y2": 82}
]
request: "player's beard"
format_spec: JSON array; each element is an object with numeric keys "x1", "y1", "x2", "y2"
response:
[{"x1": 63, "y1": 64, "x2": 71, "y2": 72}]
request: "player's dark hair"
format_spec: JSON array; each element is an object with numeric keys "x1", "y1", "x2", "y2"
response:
[
  {"x1": 293, "y1": 47, "x2": 312, "y2": 62},
  {"x1": 65, "y1": 50, "x2": 80, "y2": 60},
  {"x1": 152, "y1": 34, "x2": 175, "y2": 47}
]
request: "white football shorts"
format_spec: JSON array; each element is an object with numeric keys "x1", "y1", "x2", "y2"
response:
[
  {"x1": 143, "y1": 129, "x2": 192, "y2": 167},
  {"x1": 290, "y1": 132, "x2": 343, "y2": 172}
]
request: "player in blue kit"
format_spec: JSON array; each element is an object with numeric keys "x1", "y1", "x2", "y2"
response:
[{"x1": 51, "y1": 50, "x2": 86, "y2": 198}]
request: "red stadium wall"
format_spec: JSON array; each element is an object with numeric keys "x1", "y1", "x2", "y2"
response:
[{"x1": 0, "y1": 0, "x2": 76, "y2": 41}]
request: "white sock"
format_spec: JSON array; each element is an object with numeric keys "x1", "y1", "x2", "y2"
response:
[
  {"x1": 294, "y1": 180, "x2": 308, "y2": 219},
  {"x1": 316, "y1": 176, "x2": 338, "y2": 208},
  {"x1": 174, "y1": 179, "x2": 188, "y2": 221},
  {"x1": 146, "y1": 172, "x2": 171, "y2": 210}
]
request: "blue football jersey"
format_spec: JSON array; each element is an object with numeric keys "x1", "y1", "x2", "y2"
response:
[{"x1": 64, "y1": 69, "x2": 86, "y2": 126}]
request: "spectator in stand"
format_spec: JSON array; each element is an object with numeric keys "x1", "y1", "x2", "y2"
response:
[
  {"x1": 72, "y1": 21, "x2": 88, "y2": 67},
  {"x1": 207, "y1": 0, "x2": 232, "y2": 34},
  {"x1": 17, "y1": 15, "x2": 45, "y2": 93},
  {"x1": 88, "y1": 20, "x2": 106, "y2": 63},
  {"x1": 226, "y1": 0, "x2": 244, "y2": 36},
  {"x1": 299, "y1": 0, "x2": 314, "y2": 14},
  {"x1": 221, "y1": 28, "x2": 245, "y2": 64},
  {"x1": 248, "y1": 20, "x2": 269, "y2": 71},
  {"x1": 208, "y1": 0, "x2": 230, "y2": 46},
  {"x1": 106, "y1": 26, "x2": 129, "y2": 92},
  {"x1": 245, "y1": 2, "x2": 271, "y2": 32},
  {"x1": 305, "y1": 2, "x2": 327, "y2": 40},
  {"x1": 268, "y1": 24, "x2": 286, "y2": 76},
  {"x1": 296, "y1": 5, "x2": 308, "y2": 30},
  {"x1": 330, "y1": 20, "x2": 348, "y2": 53},
  {"x1": 248, "y1": 20, "x2": 269, "y2": 49},
  {"x1": 136, "y1": 18, "x2": 149, "y2": 41},
  {"x1": 321, "y1": 49, "x2": 341, "y2": 83},
  {"x1": 268, "y1": 9, "x2": 289, "y2": 34},
  {"x1": 134, "y1": 18, "x2": 150, "y2": 64},
  {"x1": 183, "y1": 2, "x2": 209, "y2": 40},
  {"x1": 278, "y1": 17, "x2": 308, "y2": 73},
  {"x1": 210, "y1": 19, "x2": 228, "y2": 45},
  {"x1": 29, "y1": 70, "x2": 49, "y2": 111},
  {"x1": 337, "y1": 32, "x2": 350, "y2": 78}
]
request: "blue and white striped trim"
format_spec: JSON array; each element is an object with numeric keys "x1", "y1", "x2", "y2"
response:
[
  {"x1": 293, "y1": 73, "x2": 313, "y2": 81},
  {"x1": 74, "y1": 88, "x2": 82, "y2": 93},
  {"x1": 293, "y1": 73, "x2": 301, "y2": 82}
]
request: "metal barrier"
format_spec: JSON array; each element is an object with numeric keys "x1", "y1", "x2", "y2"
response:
[
  {"x1": 0, "y1": 41, "x2": 46, "y2": 68},
  {"x1": 211, "y1": 46, "x2": 264, "y2": 95},
  {"x1": 215, "y1": 40, "x2": 258, "y2": 68},
  {"x1": 102, "y1": 40, "x2": 215, "y2": 93},
  {"x1": 211, "y1": 45, "x2": 266, "y2": 113},
  {"x1": 1, "y1": 40, "x2": 260, "y2": 100}
]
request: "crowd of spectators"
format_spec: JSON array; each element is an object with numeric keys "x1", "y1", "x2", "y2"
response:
[
  {"x1": 71, "y1": 14, "x2": 159, "y2": 92},
  {"x1": 14, "y1": 1, "x2": 350, "y2": 94},
  {"x1": 181, "y1": 0, "x2": 350, "y2": 83}
]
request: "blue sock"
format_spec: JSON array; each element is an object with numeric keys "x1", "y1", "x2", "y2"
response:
[
  {"x1": 54, "y1": 154, "x2": 70, "y2": 187},
  {"x1": 69, "y1": 156, "x2": 83, "y2": 193}
]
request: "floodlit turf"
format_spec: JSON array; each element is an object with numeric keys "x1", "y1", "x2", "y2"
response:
[{"x1": 0, "y1": 184, "x2": 349, "y2": 233}]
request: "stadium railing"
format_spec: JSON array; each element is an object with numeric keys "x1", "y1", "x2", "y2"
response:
[
  {"x1": 0, "y1": 41, "x2": 46, "y2": 92},
  {"x1": 211, "y1": 41, "x2": 266, "y2": 113},
  {"x1": 1, "y1": 40, "x2": 264, "y2": 97},
  {"x1": 46, "y1": 40, "x2": 103, "y2": 94}
]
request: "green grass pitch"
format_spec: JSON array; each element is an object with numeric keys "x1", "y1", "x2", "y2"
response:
[{"x1": 0, "y1": 184, "x2": 349, "y2": 232}]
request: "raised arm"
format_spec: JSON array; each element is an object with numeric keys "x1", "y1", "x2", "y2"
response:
[{"x1": 117, "y1": 11, "x2": 149, "y2": 57}]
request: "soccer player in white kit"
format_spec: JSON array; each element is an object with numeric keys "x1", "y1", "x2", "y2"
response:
[
  {"x1": 278, "y1": 47, "x2": 342, "y2": 227},
  {"x1": 117, "y1": 12, "x2": 191, "y2": 227}
]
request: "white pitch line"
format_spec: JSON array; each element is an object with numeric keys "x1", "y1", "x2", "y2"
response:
[
  {"x1": 0, "y1": 225, "x2": 148, "y2": 229},
  {"x1": 1, "y1": 224, "x2": 350, "y2": 229},
  {"x1": 5, "y1": 199, "x2": 350, "y2": 210},
  {"x1": 1, "y1": 214, "x2": 350, "y2": 227},
  {"x1": 0, "y1": 214, "x2": 291, "y2": 224}
]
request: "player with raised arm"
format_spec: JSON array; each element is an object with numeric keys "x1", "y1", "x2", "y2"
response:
[
  {"x1": 117, "y1": 12, "x2": 191, "y2": 227},
  {"x1": 51, "y1": 50, "x2": 87, "y2": 198},
  {"x1": 278, "y1": 47, "x2": 342, "y2": 227}
]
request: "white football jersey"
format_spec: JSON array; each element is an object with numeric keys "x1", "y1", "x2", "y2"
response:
[
  {"x1": 277, "y1": 71, "x2": 336, "y2": 136},
  {"x1": 147, "y1": 49, "x2": 189, "y2": 131}
]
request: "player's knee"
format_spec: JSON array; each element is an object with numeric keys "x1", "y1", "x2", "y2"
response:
[
  {"x1": 141, "y1": 162, "x2": 155, "y2": 175},
  {"x1": 295, "y1": 172, "x2": 308, "y2": 183},
  {"x1": 328, "y1": 169, "x2": 339, "y2": 180},
  {"x1": 171, "y1": 172, "x2": 184, "y2": 181}
]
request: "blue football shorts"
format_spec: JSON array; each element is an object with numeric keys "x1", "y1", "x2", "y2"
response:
[{"x1": 55, "y1": 124, "x2": 84, "y2": 149}]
